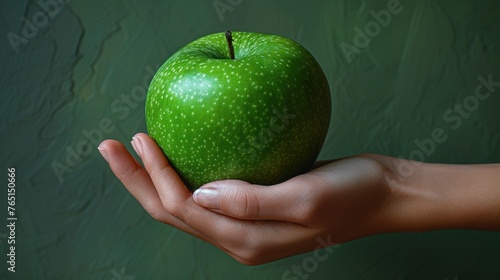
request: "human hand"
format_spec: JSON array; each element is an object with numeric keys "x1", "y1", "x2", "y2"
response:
[{"x1": 98, "y1": 133, "x2": 399, "y2": 265}]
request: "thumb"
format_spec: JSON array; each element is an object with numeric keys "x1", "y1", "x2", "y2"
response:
[{"x1": 193, "y1": 179, "x2": 304, "y2": 221}]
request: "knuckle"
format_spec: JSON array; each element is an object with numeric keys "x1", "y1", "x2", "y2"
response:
[
  {"x1": 233, "y1": 237, "x2": 265, "y2": 265},
  {"x1": 161, "y1": 201, "x2": 182, "y2": 219},
  {"x1": 221, "y1": 226, "x2": 277, "y2": 265},
  {"x1": 240, "y1": 248, "x2": 265, "y2": 265},
  {"x1": 230, "y1": 189, "x2": 259, "y2": 218},
  {"x1": 142, "y1": 202, "x2": 167, "y2": 222},
  {"x1": 237, "y1": 252, "x2": 262, "y2": 266},
  {"x1": 140, "y1": 200, "x2": 166, "y2": 222},
  {"x1": 147, "y1": 208, "x2": 164, "y2": 222},
  {"x1": 296, "y1": 185, "x2": 323, "y2": 221},
  {"x1": 149, "y1": 163, "x2": 175, "y2": 179},
  {"x1": 300, "y1": 203, "x2": 320, "y2": 222},
  {"x1": 117, "y1": 164, "x2": 142, "y2": 186}
]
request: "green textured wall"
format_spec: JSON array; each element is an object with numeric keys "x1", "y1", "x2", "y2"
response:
[{"x1": 1, "y1": 0, "x2": 499, "y2": 279}]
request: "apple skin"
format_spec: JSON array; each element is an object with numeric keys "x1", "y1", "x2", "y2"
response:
[{"x1": 146, "y1": 31, "x2": 331, "y2": 190}]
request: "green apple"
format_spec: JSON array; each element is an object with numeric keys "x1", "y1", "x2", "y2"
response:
[{"x1": 146, "y1": 31, "x2": 331, "y2": 190}]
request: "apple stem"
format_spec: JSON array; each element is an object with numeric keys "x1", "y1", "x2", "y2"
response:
[{"x1": 225, "y1": 30, "x2": 235, "y2": 60}]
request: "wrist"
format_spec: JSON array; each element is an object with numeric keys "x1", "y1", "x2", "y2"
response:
[
  {"x1": 383, "y1": 157, "x2": 500, "y2": 233},
  {"x1": 384, "y1": 160, "x2": 452, "y2": 232}
]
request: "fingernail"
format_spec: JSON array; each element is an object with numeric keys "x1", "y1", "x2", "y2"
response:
[
  {"x1": 193, "y1": 188, "x2": 220, "y2": 210},
  {"x1": 131, "y1": 136, "x2": 143, "y2": 157},
  {"x1": 98, "y1": 146, "x2": 109, "y2": 162}
]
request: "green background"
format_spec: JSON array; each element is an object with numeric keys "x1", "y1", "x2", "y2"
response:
[{"x1": 1, "y1": 0, "x2": 499, "y2": 279}]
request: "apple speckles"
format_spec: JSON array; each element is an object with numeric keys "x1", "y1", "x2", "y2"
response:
[{"x1": 145, "y1": 31, "x2": 331, "y2": 189}]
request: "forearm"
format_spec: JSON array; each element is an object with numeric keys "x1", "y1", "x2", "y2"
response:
[{"x1": 384, "y1": 158, "x2": 500, "y2": 232}]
